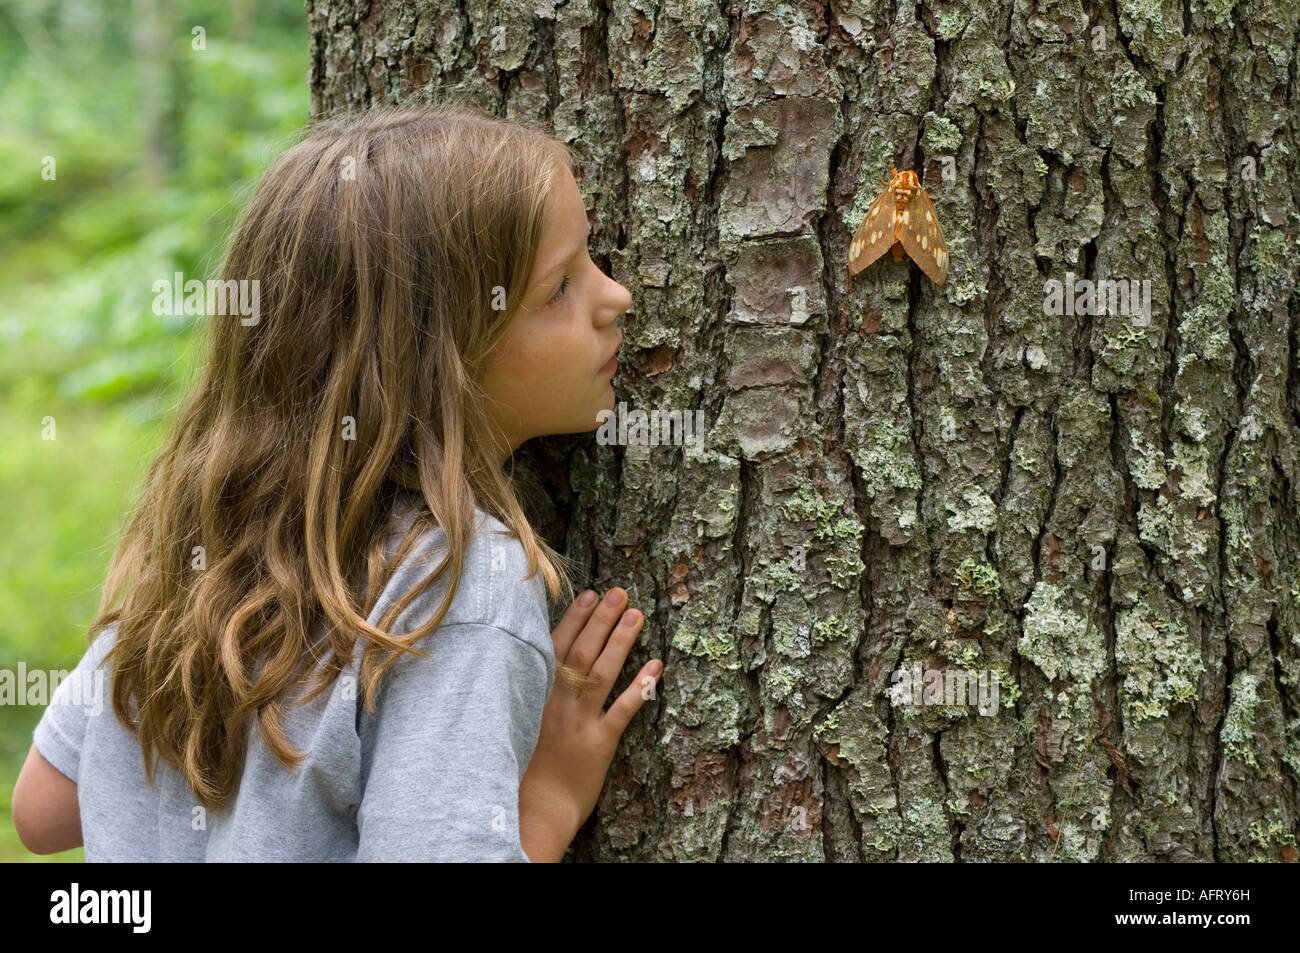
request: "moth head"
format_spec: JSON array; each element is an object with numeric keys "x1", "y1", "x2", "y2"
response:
[{"x1": 894, "y1": 169, "x2": 920, "y2": 190}]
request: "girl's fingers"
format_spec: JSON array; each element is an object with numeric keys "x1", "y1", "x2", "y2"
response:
[
  {"x1": 550, "y1": 589, "x2": 601, "y2": 661},
  {"x1": 601, "y1": 660, "x2": 663, "y2": 737},
  {"x1": 563, "y1": 587, "x2": 628, "y2": 675},
  {"x1": 583, "y1": 607, "x2": 644, "y2": 701}
]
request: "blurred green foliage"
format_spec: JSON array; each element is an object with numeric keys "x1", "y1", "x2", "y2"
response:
[{"x1": 0, "y1": 0, "x2": 310, "y2": 861}]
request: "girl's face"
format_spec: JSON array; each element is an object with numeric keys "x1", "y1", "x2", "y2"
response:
[{"x1": 477, "y1": 166, "x2": 632, "y2": 463}]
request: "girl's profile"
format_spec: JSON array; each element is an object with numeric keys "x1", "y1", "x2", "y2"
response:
[{"x1": 11, "y1": 103, "x2": 663, "y2": 863}]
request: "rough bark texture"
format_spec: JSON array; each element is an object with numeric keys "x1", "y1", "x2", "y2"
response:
[{"x1": 305, "y1": 0, "x2": 1300, "y2": 861}]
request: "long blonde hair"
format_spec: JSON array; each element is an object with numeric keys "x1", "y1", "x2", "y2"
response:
[{"x1": 88, "y1": 103, "x2": 579, "y2": 812}]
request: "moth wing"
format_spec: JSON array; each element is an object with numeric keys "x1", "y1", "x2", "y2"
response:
[
  {"x1": 848, "y1": 185, "x2": 897, "y2": 276},
  {"x1": 895, "y1": 187, "x2": 948, "y2": 284}
]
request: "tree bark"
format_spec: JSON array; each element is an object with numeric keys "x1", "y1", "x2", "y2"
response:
[{"x1": 306, "y1": 0, "x2": 1300, "y2": 862}]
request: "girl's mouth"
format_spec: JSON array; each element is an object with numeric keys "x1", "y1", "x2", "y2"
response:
[{"x1": 599, "y1": 343, "x2": 621, "y2": 375}]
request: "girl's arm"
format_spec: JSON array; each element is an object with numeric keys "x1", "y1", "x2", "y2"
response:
[
  {"x1": 519, "y1": 783, "x2": 583, "y2": 862},
  {"x1": 11, "y1": 744, "x2": 83, "y2": 854}
]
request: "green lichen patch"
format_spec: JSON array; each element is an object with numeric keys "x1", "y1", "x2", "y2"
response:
[
  {"x1": 1247, "y1": 224, "x2": 1294, "y2": 298},
  {"x1": 1169, "y1": 441, "x2": 1217, "y2": 505},
  {"x1": 781, "y1": 484, "x2": 865, "y2": 588},
  {"x1": 1115, "y1": 603, "x2": 1205, "y2": 722},
  {"x1": 1018, "y1": 583, "x2": 1104, "y2": 685},
  {"x1": 812, "y1": 614, "x2": 852, "y2": 646},
  {"x1": 746, "y1": 550, "x2": 807, "y2": 604},
  {"x1": 946, "y1": 485, "x2": 999, "y2": 534},
  {"x1": 1221, "y1": 671, "x2": 1261, "y2": 769},
  {"x1": 995, "y1": 668, "x2": 1022, "y2": 710},
  {"x1": 1248, "y1": 811, "x2": 1296, "y2": 862},
  {"x1": 849, "y1": 417, "x2": 923, "y2": 496},
  {"x1": 670, "y1": 611, "x2": 741, "y2": 668},
  {"x1": 901, "y1": 793, "x2": 952, "y2": 860},
  {"x1": 1127, "y1": 428, "x2": 1167, "y2": 490},
  {"x1": 955, "y1": 556, "x2": 1002, "y2": 597},
  {"x1": 923, "y1": 115, "x2": 964, "y2": 154},
  {"x1": 1196, "y1": 0, "x2": 1237, "y2": 29}
]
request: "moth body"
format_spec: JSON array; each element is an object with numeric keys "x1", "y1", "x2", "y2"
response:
[{"x1": 847, "y1": 164, "x2": 949, "y2": 285}]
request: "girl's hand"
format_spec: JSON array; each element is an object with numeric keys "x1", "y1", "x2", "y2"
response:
[{"x1": 519, "y1": 587, "x2": 662, "y2": 846}]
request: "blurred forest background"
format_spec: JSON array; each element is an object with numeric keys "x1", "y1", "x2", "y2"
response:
[{"x1": 0, "y1": 0, "x2": 308, "y2": 861}]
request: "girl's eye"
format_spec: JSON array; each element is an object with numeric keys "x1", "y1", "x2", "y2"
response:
[{"x1": 547, "y1": 274, "x2": 569, "y2": 305}]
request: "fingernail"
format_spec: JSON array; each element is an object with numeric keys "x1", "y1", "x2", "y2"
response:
[
  {"x1": 649, "y1": 660, "x2": 662, "y2": 676},
  {"x1": 579, "y1": 590, "x2": 596, "y2": 606},
  {"x1": 622, "y1": 609, "x2": 642, "y2": 626},
  {"x1": 604, "y1": 588, "x2": 625, "y2": 606}
]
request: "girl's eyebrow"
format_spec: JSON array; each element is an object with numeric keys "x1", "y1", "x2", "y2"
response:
[
  {"x1": 535, "y1": 244, "x2": 582, "y2": 282},
  {"x1": 530, "y1": 228, "x2": 590, "y2": 291}
]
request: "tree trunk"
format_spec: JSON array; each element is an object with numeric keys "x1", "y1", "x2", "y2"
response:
[
  {"x1": 134, "y1": 0, "x2": 187, "y2": 189},
  {"x1": 306, "y1": 0, "x2": 1300, "y2": 862}
]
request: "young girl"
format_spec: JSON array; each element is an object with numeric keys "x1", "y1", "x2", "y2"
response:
[{"x1": 11, "y1": 103, "x2": 663, "y2": 862}]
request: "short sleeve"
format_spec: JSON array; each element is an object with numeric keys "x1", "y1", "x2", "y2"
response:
[
  {"x1": 33, "y1": 633, "x2": 114, "y2": 784},
  {"x1": 357, "y1": 621, "x2": 551, "y2": 862}
]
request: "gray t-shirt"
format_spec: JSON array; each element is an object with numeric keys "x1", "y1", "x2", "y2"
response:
[{"x1": 32, "y1": 500, "x2": 556, "y2": 862}]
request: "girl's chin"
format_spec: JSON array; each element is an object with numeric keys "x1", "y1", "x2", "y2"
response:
[{"x1": 590, "y1": 388, "x2": 617, "y2": 428}]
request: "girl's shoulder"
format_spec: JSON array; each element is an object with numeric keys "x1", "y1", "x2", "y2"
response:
[{"x1": 376, "y1": 497, "x2": 552, "y2": 657}]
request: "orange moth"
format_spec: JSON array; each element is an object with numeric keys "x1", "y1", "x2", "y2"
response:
[{"x1": 848, "y1": 164, "x2": 948, "y2": 285}]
